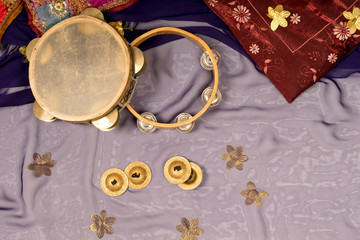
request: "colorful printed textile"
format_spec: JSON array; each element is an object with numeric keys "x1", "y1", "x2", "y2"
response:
[
  {"x1": 205, "y1": 0, "x2": 360, "y2": 102},
  {"x1": 23, "y1": 0, "x2": 139, "y2": 36},
  {"x1": 0, "y1": 0, "x2": 23, "y2": 42}
]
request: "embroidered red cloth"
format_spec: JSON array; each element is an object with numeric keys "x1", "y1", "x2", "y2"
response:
[
  {"x1": 204, "y1": 0, "x2": 360, "y2": 102},
  {"x1": 0, "y1": 0, "x2": 23, "y2": 42}
]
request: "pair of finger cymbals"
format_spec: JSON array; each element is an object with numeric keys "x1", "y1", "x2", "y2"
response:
[{"x1": 163, "y1": 156, "x2": 203, "y2": 190}]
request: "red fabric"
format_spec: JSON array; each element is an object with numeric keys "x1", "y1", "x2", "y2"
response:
[
  {"x1": 0, "y1": 2, "x2": 8, "y2": 25},
  {"x1": 205, "y1": 0, "x2": 360, "y2": 102},
  {"x1": 23, "y1": 0, "x2": 139, "y2": 37}
]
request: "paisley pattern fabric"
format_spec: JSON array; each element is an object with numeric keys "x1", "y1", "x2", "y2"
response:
[
  {"x1": 204, "y1": 0, "x2": 360, "y2": 102},
  {"x1": 1, "y1": 34, "x2": 360, "y2": 239},
  {"x1": 23, "y1": 0, "x2": 139, "y2": 36}
]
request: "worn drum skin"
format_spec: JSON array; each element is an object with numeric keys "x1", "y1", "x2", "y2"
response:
[{"x1": 28, "y1": 14, "x2": 139, "y2": 125}]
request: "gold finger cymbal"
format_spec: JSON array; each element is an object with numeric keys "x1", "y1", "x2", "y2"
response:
[
  {"x1": 163, "y1": 156, "x2": 191, "y2": 184},
  {"x1": 91, "y1": 108, "x2": 120, "y2": 131},
  {"x1": 33, "y1": 101, "x2": 56, "y2": 122},
  {"x1": 178, "y1": 162, "x2": 203, "y2": 190},
  {"x1": 100, "y1": 168, "x2": 128, "y2": 197},
  {"x1": 124, "y1": 161, "x2": 152, "y2": 190}
]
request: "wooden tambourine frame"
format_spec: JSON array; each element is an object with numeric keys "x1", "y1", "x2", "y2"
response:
[{"x1": 126, "y1": 27, "x2": 219, "y2": 129}]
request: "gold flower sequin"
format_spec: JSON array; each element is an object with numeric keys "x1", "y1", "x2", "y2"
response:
[
  {"x1": 176, "y1": 217, "x2": 204, "y2": 240},
  {"x1": 89, "y1": 210, "x2": 116, "y2": 239},
  {"x1": 28, "y1": 152, "x2": 56, "y2": 177},
  {"x1": 221, "y1": 145, "x2": 248, "y2": 170},
  {"x1": 267, "y1": 5, "x2": 291, "y2": 31},
  {"x1": 240, "y1": 181, "x2": 269, "y2": 207},
  {"x1": 343, "y1": 7, "x2": 360, "y2": 34}
]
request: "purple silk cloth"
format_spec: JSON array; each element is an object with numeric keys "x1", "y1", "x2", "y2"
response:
[
  {"x1": 1, "y1": 36, "x2": 360, "y2": 240},
  {"x1": 0, "y1": 0, "x2": 360, "y2": 107}
]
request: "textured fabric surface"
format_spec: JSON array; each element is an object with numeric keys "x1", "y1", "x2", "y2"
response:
[
  {"x1": 204, "y1": 0, "x2": 360, "y2": 102},
  {"x1": 1, "y1": 36, "x2": 360, "y2": 239},
  {"x1": 23, "y1": 0, "x2": 139, "y2": 36},
  {"x1": 0, "y1": 0, "x2": 23, "y2": 42},
  {"x1": 2, "y1": 0, "x2": 360, "y2": 107}
]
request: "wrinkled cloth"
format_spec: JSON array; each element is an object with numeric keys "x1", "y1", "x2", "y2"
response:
[
  {"x1": 1, "y1": 36, "x2": 360, "y2": 239},
  {"x1": 1, "y1": 0, "x2": 360, "y2": 107}
]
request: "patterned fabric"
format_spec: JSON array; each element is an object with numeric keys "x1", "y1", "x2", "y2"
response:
[
  {"x1": 0, "y1": 0, "x2": 23, "y2": 42},
  {"x1": 204, "y1": 0, "x2": 360, "y2": 103},
  {"x1": 23, "y1": 0, "x2": 139, "y2": 36},
  {"x1": 1, "y1": 33, "x2": 360, "y2": 240}
]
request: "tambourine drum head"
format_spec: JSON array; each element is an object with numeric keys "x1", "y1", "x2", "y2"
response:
[{"x1": 29, "y1": 16, "x2": 131, "y2": 122}]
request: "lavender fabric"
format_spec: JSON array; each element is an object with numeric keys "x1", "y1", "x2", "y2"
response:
[{"x1": 1, "y1": 36, "x2": 360, "y2": 239}]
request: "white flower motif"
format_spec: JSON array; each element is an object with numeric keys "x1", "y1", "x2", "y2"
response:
[
  {"x1": 290, "y1": 13, "x2": 301, "y2": 24},
  {"x1": 249, "y1": 44, "x2": 259, "y2": 54},
  {"x1": 333, "y1": 22, "x2": 351, "y2": 41},
  {"x1": 208, "y1": 0, "x2": 218, "y2": 7},
  {"x1": 327, "y1": 53, "x2": 338, "y2": 64},
  {"x1": 232, "y1": 5, "x2": 251, "y2": 23}
]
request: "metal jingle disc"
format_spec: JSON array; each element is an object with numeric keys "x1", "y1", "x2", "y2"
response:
[
  {"x1": 33, "y1": 101, "x2": 56, "y2": 122},
  {"x1": 96, "y1": 113, "x2": 121, "y2": 132},
  {"x1": 100, "y1": 168, "x2": 128, "y2": 197},
  {"x1": 200, "y1": 49, "x2": 220, "y2": 70},
  {"x1": 178, "y1": 162, "x2": 203, "y2": 190},
  {"x1": 137, "y1": 112, "x2": 157, "y2": 133},
  {"x1": 163, "y1": 156, "x2": 191, "y2": 184},
  {"x1": 131, "y1": 46, "x2": 147, "y2": 76},
  {"x1": 92, "y1": 108, "x2": 119, "y2": 131},
  {"x1": 174, "y1": 113, "x2": 195, "y2": 133},
  {"x1": 80, "y1": 8, "x2": 105, "y2": 21},
  {"x1": 26, "y1": 38, "x2": 40, "y2": 62},
  {"x1": 124, "y1": 161, "x2": 152, "y2": 190},
  {"x1": 201, "y1": 87, "x2": 222, "y2": 107}
]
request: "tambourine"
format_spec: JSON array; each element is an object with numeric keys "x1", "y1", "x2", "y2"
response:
[{"x1": 26, "y1": 8, "x2": 220, "y2": 132}]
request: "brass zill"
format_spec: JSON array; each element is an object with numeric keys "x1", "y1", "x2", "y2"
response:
[
  {"x1": 178, "y1": 162, "x2": 203, "y2": 190},
  {"x1": 163, "y1": 156, "x2": 191, "y2": 184},
  {"x1": 100, "y1": 168, "x2": 128, "y2": 197},
  {"x1": 124, "y1": 161, "x2": 152, "y2": 190}
]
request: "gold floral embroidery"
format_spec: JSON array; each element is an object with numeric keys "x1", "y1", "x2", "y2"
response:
[
  {"x1": 89, "y1": 210, "x2": 116, "y2": 239},
  {"x1": 240, "y1": 181, "x2": 269, "y2": 207},
  {"x1": 343, "y1": 7, "x2": 360, "y2": 34},
  {"x1": 49, "y1": 0, "x2": 69, "y2": 18},
  {"x1": 68, "y1": 0, "x2": 92, "y2": 15},
  {"x1": 221, "y1": 145, "x2": 248, "y2": 170},
  {"x1": 267, "y1": 5, "x2": 291, "y2": 31},
  {"x1": 28, "y1": 152, "x2": 56, "y2": 177},
  {"x1": 176, "y1": 218, "x2": 204, "y2": 240}
]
